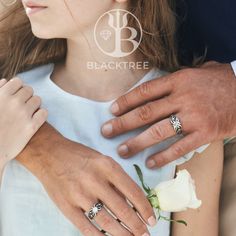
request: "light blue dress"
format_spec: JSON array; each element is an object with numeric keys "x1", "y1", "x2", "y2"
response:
[{"x1": 0, "y1": 64, "x2": 208, "y2": 236}]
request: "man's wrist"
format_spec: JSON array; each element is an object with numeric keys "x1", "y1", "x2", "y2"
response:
[
  {"x1": 231, "y1": 61, "x2": 236, "y2": 77},
  {"x1": 16, "y1": 123, "x2": 67, "y2": 180}
]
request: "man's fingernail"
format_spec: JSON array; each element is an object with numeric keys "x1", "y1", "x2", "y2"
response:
[
  {"x1": 118, "y1": 144, "x2": 129, "y2": 156},
  {"x1": 146, "y1": 159, "x2": 156, "y2": 168},
  {"x1": 102, "y1": 123, "x2": 113, "y2": 136},
  {"x1": 148, "y1": 216, "x2": 157, "y2": 227},
  {"x1": 110, "y1": 102, "x2": 119, "y2": 114}
]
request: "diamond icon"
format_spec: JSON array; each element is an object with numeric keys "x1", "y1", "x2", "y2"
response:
[{"x1": 100, "y1": 30, "x2": 112, "y2": 41}]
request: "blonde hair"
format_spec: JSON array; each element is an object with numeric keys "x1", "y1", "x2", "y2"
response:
[{"x1": 0, "y1": 0, "x2": 179, "y2": 80}]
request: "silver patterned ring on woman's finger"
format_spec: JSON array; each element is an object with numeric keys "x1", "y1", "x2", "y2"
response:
[
  {"x1": 169, "y1": 114, "x2": 183, "y2": 135},
  {"x1": 87, "y1": 202, "x2": 104, "y2": 220}
]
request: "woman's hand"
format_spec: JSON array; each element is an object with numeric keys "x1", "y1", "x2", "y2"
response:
[
  {"x1": 0, "y1": 77, "x2": 47, "y2": 170},
  {"x1": 18, "y1": 128, "x2": 156, "y2": 236}
]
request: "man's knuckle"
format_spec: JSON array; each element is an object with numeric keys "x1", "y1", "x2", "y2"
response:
[
  {"x1": 133, "y1": 221, "x2": 147, "y2": 234},
  {"x1": 119, "y1": 95, "x2": 129, "y2": 108},
  {"x1": 97, "y1": 155, "x2": 110, "y2": 167},
  {"x1": 101, "y1": 215, "x2": 113, "y2": 228},
  {"x1": 81, "y1": 226, "x2": 93, "y2": 235},
  {"x1": 72, "y1": 189, "x2": 86, "y2": 201},
  {"x1": 182, "y1": 68, "x2": 194, "y2": 77},
  {"x1": 172, "y1": 145, "x2": 185, "y2": 157},
  {"x1": 163, "y1": 74, "x2": 175, "y2": 89},
  {"x1": 174, "y1": 69, "x2": 194, "y2": 85},
  {"x1": 150, "y1": 124, "x2": 165, "y2": 141},
  {"x1": 109, "y1": 160, "x2": 121, "y2": 172},
  {"x1": 86, "y1": 172, "x2": 99, "y2": 185},
  {"x1": 128, "y1": 186, "x2": 143, "y2": 201},
  {"x1": 136, "y1": 103, "x2": 153, "y2": 121},
  {"x1": 119, "y1": 207, "x2": 131, "y2": 219},
  {"x1": 115, "y1": 117, "x2": 125, "y2": 131},
  {"x1": 165, "y1": 95, "x2": 173, "y2": 105},
  {"x1": 138, "y1": 81, "x2": 151, "y2": 98},
  {"x1": 101, "y1": 156, "x2": 121, "y2": 171},
  {"x1": 156, "y1": 155, "x2": 165, "y2": 166}
]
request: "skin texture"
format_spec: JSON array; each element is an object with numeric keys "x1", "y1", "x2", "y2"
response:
[
  {"x1": 0, "y1": 78, "x2": 47, "y2": 178},
  {"x1": 101, "y1": 61, "x2": 236, "y2": 168}
]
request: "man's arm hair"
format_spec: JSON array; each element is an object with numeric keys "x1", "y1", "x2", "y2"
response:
[{"x1": 16, "y1": 122, "x2": 65, "y2": 179}]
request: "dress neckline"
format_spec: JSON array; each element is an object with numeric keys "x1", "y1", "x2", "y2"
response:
[{"x1": 45, "y1": 63, "x2": 159, "y2": 106}]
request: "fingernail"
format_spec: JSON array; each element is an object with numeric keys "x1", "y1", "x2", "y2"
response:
[
  {"x1": 148, "y1": 216, "x2": 157, "y2": 227},
  {"x1": 110, "y1": 102, "x2": 119, "y2": 114},
  {"x1": 118, "y1": 144, "x2": 129, "y2": 156},
  {"x1": 146, "y1": 160, "x2": 156, "y2": 169},
  {"x1": 102, "y1": 123, "x2": 113, "y2": 136},
  {"x1": 142, "y1": 233, "x2": 150, "y2": 236}
]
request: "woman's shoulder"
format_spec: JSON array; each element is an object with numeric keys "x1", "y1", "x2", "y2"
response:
[
  {"x1": 16, "y1": 63, "x2": 54, "y2": 85},
  {"x1": 144, "y1": 68, "x2": 169, "y2": 83}
]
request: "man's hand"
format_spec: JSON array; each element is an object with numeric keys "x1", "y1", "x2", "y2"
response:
[
  {"x1": 101, "y1": 62, "x2": 236, "y2": 168},
  {"x1": 17, "y1": 123, "x2": 156, "y2": 236}
]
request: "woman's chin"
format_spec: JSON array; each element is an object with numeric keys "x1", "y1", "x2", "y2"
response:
[{"x1": 31, "y1": 27, "x2": 57, "y2": 39}]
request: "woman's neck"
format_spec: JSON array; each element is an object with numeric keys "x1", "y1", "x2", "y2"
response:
[{"x1": 51, "y1": 11, "x2": 150, "y2": 102}]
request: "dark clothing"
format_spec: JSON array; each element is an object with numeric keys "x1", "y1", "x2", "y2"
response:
[{"x1": 178, "y1": 0, "x2": 236, "y2": 65}]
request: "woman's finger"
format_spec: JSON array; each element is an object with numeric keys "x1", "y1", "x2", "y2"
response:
[
  {"x1": 102, "y1": 97, "x2": 178, "y2": 138},
  {"x1": 0, "y1": 78, "x2": 7, "y2": 88},
  {"x1": 15, "y1": 85, "x2": 34, "y2": 102},
  {"x1": 1, "y1": 77, "x2": 23, "y2": 95},
  {"x1": 29, "y1": 108, "x2": 48, "y2": 133},
  {"x1": 98, "y1": 186, "x2": 149, "y2": 236},
  {"x1": 110, "y1": 165, "x2": 156, "y2": 228},
  {"x1": 110, "y1": 74, "x2": 173, "y2": 116},
  {"x1": 117, "y1": 118, "x2": 177, "y2": 158},
  {"x1": 146, "y1": 133, "x2": 201, "y2": 168},
  {"x1": 26, "y1": 95, "x2": 42, "y2": 116}
]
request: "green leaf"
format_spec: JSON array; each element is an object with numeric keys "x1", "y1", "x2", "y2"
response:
[
  {"x1": 158, "y1": 215, "x2": 187, "y2": 227},
  {"x1": 133, "y1": 164, "x2": 151, "y2": 194},
  {"x1": 176, "y1": 220, "x2": 187, "y2": 226}
]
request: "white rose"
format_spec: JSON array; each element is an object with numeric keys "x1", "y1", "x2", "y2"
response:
[{"x1": 154, "y1": 169, "x2": 202, "y2": 212}]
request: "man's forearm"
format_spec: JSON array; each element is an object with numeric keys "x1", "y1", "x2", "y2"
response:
[{"x1": 16, "y1": 123, "x2": 66, "y2": 180}]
